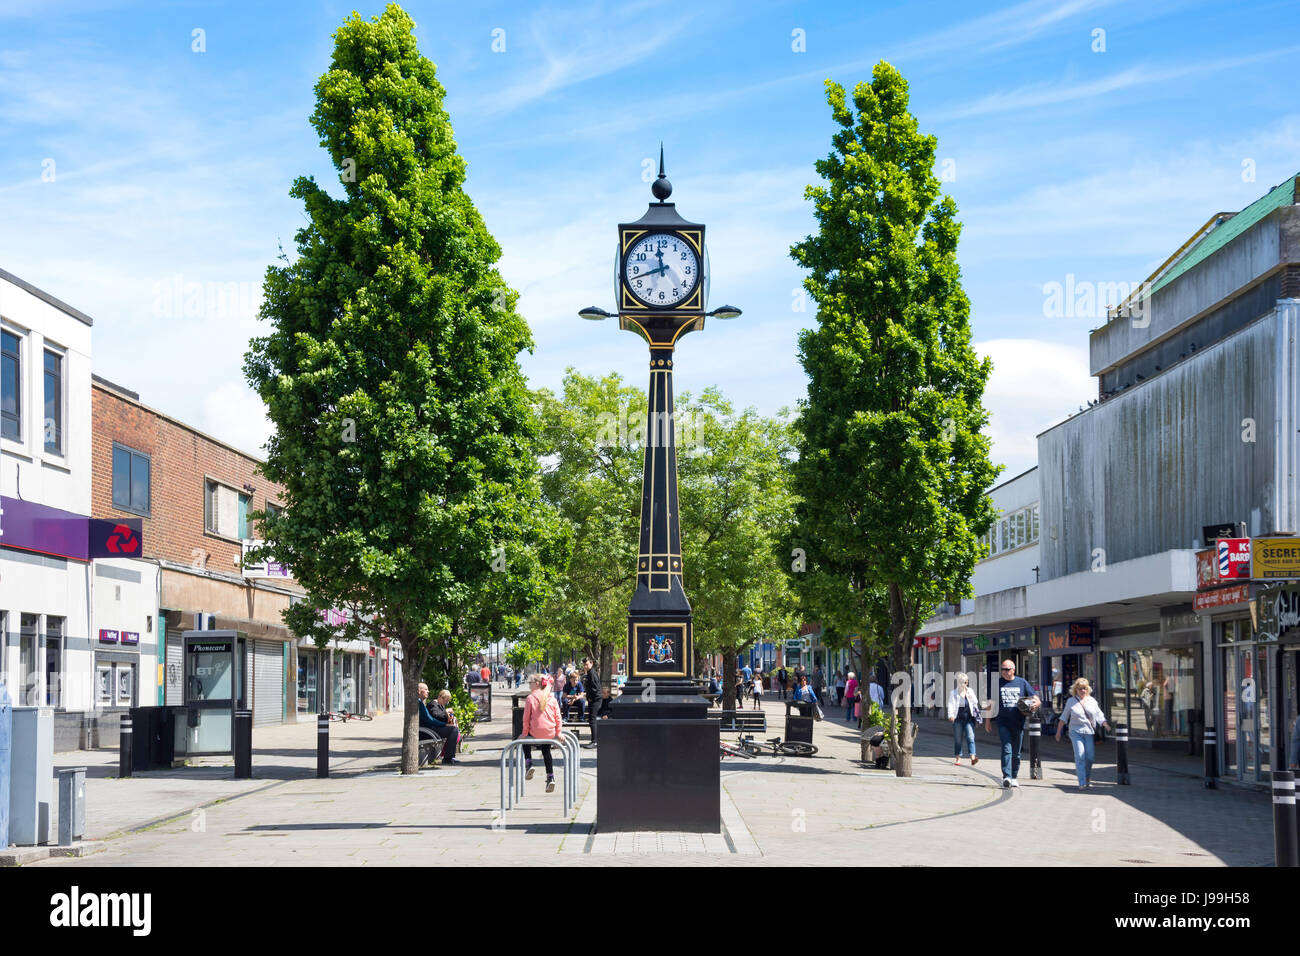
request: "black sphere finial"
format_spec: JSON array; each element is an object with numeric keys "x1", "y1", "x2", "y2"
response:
[{"x1": 651, "y1": 142, "x2": 672, "y2": 201}]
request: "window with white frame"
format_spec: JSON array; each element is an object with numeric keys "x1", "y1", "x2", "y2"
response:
[
  {"x1": 2, "y1": 328, "x2": 21, "y2": 441},
  {"x1": 43, "y1": 347, "x2": 63, "y2": 454},
  {"x1": 205, "y1": 479, "x2": 250, "y2": 539},
  {"x1": 979, "y1": 502, "x2": 1040, "y2": 558}
]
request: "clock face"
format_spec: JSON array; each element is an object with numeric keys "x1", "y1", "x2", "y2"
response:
[{"x1": 624, "y1": 233, "x2": 699, "y2": 307}]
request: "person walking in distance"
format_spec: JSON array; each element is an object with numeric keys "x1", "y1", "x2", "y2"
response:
[
  {"x1": 843, "y1": 672, "x2": 859, "y2": 722},
  {"x1": 947, "y1": 673, "x2": 981, "y2": 766},
  {"x1": 777, "y1": 666, "x2": 789, "y2": 701},
  {"x1": 984, "y1": 659, "x2": 1041, "y2": 788},
  {"x1": 1054, "y1": 677, "x2": 1109, "y2": 789},
  {"x1": 582, "y1": 657, "x2": 600, "y2": 748},
  {"x1": 522, "y1": 675, "x2": 562, "y2": 793}
]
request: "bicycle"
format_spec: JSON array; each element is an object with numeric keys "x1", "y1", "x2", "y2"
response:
[
  {"x1": 719, "y1": 740, "x2": 756, "y2": 759},
  {"x1": 739, "y1": 735, "x2": 818, "y2": 758},
  {"x1": 327, "y1": 709, "x2": 373, "y2": 722}
]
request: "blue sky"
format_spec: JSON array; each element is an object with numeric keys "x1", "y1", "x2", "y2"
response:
[{"x1": 2, "y1": 0, "x2": 1299, "y2": 475}]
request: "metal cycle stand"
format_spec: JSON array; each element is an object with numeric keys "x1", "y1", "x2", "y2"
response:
[{"x1": 499, "y1": 733, "x2": 581, "y2": 821}]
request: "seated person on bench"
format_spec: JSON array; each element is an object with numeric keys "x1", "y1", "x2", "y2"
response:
[
  {"x1": 596, "y1": 686, "x2": 614, "y2": 718},
  {"x1": 417, "y1": 682, "x2": 459, "y2": 765},
  {"x1": 562, "y1": 672, "x2": 586, "y2": 721}
]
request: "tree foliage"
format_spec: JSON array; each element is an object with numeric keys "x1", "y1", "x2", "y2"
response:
[
  {"x1": 679, "y1": 389, "x2": 799, "y2": 710},
  {"x1": 244, "y1": 4, "x2": 565, "y2": 773},
  {"x1": 788, "y1": 64, "x2": 1000, "y2": 774}
]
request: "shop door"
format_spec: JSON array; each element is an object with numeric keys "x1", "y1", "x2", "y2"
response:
[
  {"x1": 165, "y1": 632, "x2": 184, "y2": 706},
  {"x1": 1281, "y1": 649, "x2": 1300, "y2": 772},
  {"x1": 1238, "y1": 647, "x2": 1256, "y2": 778},
  {"x1": 252, "y1": 640, "x2": 283, "y2": 727}
]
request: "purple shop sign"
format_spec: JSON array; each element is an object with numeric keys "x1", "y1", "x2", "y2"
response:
[
  {"x1": 0, "y1": 495, "x2": 143, "y2": 562},
  {"x1": 1, "y1": 494, "x2": 90, "y2": 561},
  {"x1": 99, "y1": 629, "x2": 120, "y2": 644},
  {"x1": 120, "y1": 631, "x2": 139, "y2": 646}
]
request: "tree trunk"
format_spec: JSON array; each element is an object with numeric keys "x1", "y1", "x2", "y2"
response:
[
  {"x1": 721, "y1": 647, "x2": 738, "y2": 712},
  {"x1": 599, "y1": 639, "x2": 614, "y2": 692},
  {"x1": 889, "y1": 582, "x2": 915, "y2": 778},
  {"x1": 857, "y1": 636, "x2": 873, "y2": 764},
  {"x1": 400, "y1": 636, "x2": 428, "y2": 775}
]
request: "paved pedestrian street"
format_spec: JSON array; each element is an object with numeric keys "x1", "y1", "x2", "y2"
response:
[{"x1": 28, "y1": 694, "x2": 1272, "y2": 868}]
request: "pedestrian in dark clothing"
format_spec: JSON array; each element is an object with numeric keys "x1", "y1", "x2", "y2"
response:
[
  {"x1": 983, "y1": 659, "x2": 1040, "y2": 787},
  {"x1": 417, "y1": 682, "x2": 459, "y2": 764},
  {"x1": 777, "y1": 667, "x2": 789, "y2": 700},
  {"x1": 582, "y1": 658, "x2": 600, "y2": 747}
]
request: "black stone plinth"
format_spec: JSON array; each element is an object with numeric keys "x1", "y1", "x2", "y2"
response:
[
  {"x1": 609, "y1": 680, "x2": 710, "y2": 720},
  {"x1": 597, "y1": 718, "x2": 720, "y2": 832}
]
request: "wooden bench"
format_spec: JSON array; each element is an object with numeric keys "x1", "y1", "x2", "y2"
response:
[{"x1": 710, "y1": 709, "x2": 767, "y2": 734}]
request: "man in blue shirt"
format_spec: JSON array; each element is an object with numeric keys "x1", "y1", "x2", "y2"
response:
[{"x1": 983, "y1": 660, "x2": 1040, "y2": 787}]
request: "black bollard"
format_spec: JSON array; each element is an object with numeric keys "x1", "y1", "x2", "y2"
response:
[
  {"x1": 233, "y1": 709, "x2": 253, "y2": 779},
  {"x1": 1116, "y1": 722, "x2": 1130, "y2": 785},
  {"x1": 317, "y1": 713, "x2": 329, "y2": 778},
  {"x1": 1028, "y1": 717, "x2": 1041, "y2": 779},
  {"x1": 1203, "y1": 728, "x2": 1217, "y2": 789},
  {"x1": 1272, "y1": 771, "x2": 1298, "y2": 867},
  {"x1": 119, "y1": 715, "x2": 133, "y2": 778}
]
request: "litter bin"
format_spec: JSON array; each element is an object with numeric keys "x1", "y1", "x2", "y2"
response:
[
  {"x1": 784, "y1": 702, "x2": 815, "y2": 746},
  {"x1": 512, "y1": 692, "x2": 527, "y2": 740}
]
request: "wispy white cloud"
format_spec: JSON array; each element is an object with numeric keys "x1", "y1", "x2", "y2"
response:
[{"x1": 935, "y1": 44, "x2": 1300, "y2": 122}]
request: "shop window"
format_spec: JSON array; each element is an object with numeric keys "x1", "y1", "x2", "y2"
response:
[
  {"x1": 112, "y1": 443, "x2": 151, "y2": 516},
  {"x1": 43, "y1": 348, "x2": 63, "y2": 454},
  {"x1": 20, "y1": 613, "x2": 38, "y2": 705},
  {"x1": 45, "y1": 616, "x2": 63, "y2": 708}
]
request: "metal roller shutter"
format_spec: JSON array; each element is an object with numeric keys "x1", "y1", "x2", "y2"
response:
[
  {"x1": 165, "y1": 633, "x2": 184, "y2": 706},
  {"x1": 253, "y1": 640, "x2": 284, "y2": 727}
]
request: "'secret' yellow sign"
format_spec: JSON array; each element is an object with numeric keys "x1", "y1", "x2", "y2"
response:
[{"x1": 1251, "y1": 537, "x2": 1300, "y2": 578}]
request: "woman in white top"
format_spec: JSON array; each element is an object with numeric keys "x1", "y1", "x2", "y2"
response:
[
  {"x1": 1055, "y1": 677, "x2": 1110, "y2": 788},
  {"x1": 947, "y1": 674, "x2": 982, "y2": 766},
  {"x1": 751, "y1": 671, "x2": 764, "y2": 710}
]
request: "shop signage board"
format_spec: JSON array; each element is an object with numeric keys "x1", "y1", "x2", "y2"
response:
[
  {"x1": 1253, "y1": 584, "x2": 1300, "y2": 642},
  {"x1": 242, "y1": 539, "x2": 290, "y2": 579},
  {"x1": 1251, "y1": 537, "x2": 1300, "y2": 579},
  {"x1": 1195, "y1": 548, "x2": 1217, "y2": 589},
  {"x1": 961, "y1": 627, "x2": 1034, "y2": 657},
  {"x1": 1193, "y1": 583, "x2": 1251, "y2": 611},
  {"x1": 1041, "y1": 622, "x2": 1094, "y2": 655},
  {"x1": 925, "y1": 635, "x2": 941, "y2": 650},
  {"x1": 1216, "y1": 538, "x2": 1251, "y2": 579},
  {"x1": 98, "y1": 629, "x2": 119, "y2": 644}
]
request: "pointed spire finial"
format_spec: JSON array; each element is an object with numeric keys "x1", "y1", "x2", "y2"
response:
[{"x1": 651, "y1": 142, "x2": 672, "y2": 201}]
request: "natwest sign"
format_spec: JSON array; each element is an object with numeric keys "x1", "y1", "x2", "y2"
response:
[{"x1": 1216, "y1": 538, "x2": 1251, "y2": 580}]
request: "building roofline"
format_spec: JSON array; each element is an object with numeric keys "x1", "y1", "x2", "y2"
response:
[
  {"x1": 92, "y1": 379, "x2": 268, "y2": 464},
  {"x1": 91, "y1": 373, "x2": 139, "y2": 401},
  {"x1": 988, "y1": 465, "x2": 1037, "y2": 494},
  {"x1": 0, "y1": 266, "x2": 94, "y2": 327}
]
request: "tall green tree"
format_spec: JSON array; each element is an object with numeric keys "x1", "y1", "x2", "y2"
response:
[
  {"x1": 530, "y1": 372, "x2": 645, "y2": 684},
  {"x1": 789, "y1": 64, "x2": 999, "y2": 775},
  {"x1": 679, "y1": 390, "x2": 799, "y2": 712},
  {"x1": 245, "y1": 4, "x2": 561, "y2": 773}
]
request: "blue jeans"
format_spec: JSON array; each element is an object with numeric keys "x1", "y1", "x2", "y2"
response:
[
  {"x1": 997, "y1": 722, "x2": 1025, "y2": 779},
  {"x1": 1068, "y1": 729, "x2": 1095, "y2": 786},
  {"x1": 953, "y1": 718, "x2": 976, "y2": 757},
  {"x1": 846, "y1": 697, "x2": 856, "y2": 721}
]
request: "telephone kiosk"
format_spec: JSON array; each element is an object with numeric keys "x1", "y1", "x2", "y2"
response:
[{"x1": 174, "y1": 630, "x2": 248, "y2": 756}]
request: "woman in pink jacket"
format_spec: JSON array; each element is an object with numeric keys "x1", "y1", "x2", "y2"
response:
[{"x1": 522, "y1": 674, "x2": 563, "y2": 793}]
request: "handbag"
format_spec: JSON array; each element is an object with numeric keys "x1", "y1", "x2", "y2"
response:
[{"x1": 813, "y1": 702, "x2": 824, "y2": 721}]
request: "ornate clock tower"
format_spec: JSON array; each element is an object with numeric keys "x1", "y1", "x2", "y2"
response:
[{"x1": 581, "y1": 148, "x2": 738, "y2": 830}]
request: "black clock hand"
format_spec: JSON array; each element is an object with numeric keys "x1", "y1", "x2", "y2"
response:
[{"x1": 634, "y1": 264, "x2": 668, "y2": 278}]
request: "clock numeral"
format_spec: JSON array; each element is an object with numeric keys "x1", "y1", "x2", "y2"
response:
[
  {"x1": 659, "y1": 292, "x2": 665, "y2": 300},
  {"x1": 681, "y1": 252, "x2": 687, "y2": 260},
  {"x1": 632, "y1": 266, "x2": 639, "y2": 274},
  {"x1": 684, "y1": 267, "x2": 691, "y2": 275},
  {"x1": 636, "y1": 279, "x2": 643, "y2": 288}
]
